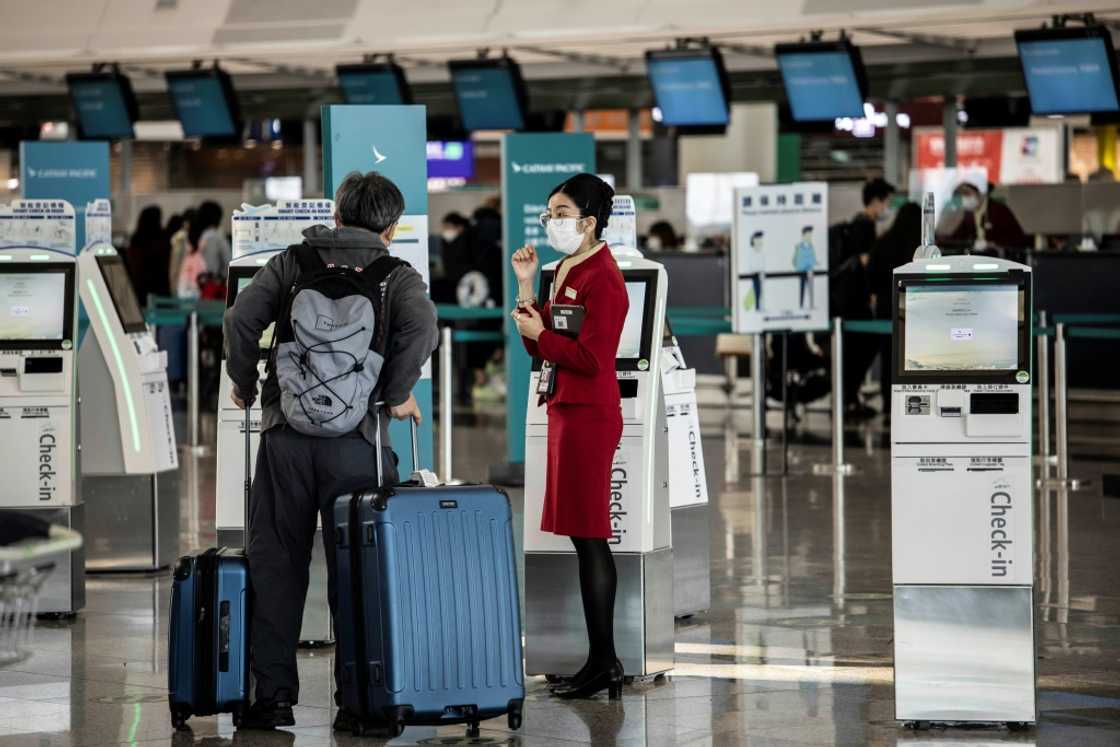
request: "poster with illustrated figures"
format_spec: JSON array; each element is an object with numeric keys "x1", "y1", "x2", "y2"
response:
[{"x1": 732, "y1": 182, "x2": 829, "y2": 334}]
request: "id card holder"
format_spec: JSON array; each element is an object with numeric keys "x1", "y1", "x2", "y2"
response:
[
  {"x1": 550, "y1": 304, "x2": 585, "y2": 338},
  {"x1": 537, "y1": 361, "x2": 557, "y2": 397}
]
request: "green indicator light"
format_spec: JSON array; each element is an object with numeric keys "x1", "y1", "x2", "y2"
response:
[{"x1": 86, "y1": 279, "x2": 142, "y2": 454}]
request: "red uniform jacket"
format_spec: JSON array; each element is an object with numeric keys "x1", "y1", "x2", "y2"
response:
[{"x1": 521, "y1": 246, "x2": 628, "y2": 406}]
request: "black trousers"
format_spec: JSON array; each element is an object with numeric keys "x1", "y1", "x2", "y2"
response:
[{"x1": 247, "y1": 425, "x2": 398, "y2": 704}]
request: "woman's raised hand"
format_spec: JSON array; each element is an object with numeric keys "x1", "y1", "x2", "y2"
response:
[{"x1": 511, "y1": 244, "x2": 539, "y2": 283}]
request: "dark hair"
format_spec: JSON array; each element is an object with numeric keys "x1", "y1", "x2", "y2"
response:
[
  {"x1": 750, "y1": 231, "x2": 764, "y2": 241},
  {"x1": 648, "y1": 220, "x2": 679, "y2": 248},
  {"x1": 335, "y1": 171, "x2": 405, "y2": 234},
  {"x1": 802, "y1": 225, "x2": 813, "y2": 233},
  {"x1": 164, "y1": 213, "x2": 184, "y2": 239},
  {"x1": 189, "y1": 201, "x2": 223, "y2": 251},
  {"x1": 548, "y1": 173, "x2": 614, "y2": 240},
  {"x1": 883, "y1": 201, "x2": 922, "y2": 248},
  {"x1": 131, "y1": 205, "x2": 163, "y2": 247},
  {"x1": 442, "y1": 212, "x2": 470, "y2": 229},
  {"x1": 862, "y1": 177, "x2": 896, "y2": 207}
]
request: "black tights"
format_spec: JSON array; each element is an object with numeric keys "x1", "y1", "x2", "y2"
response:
[{"x1": 571, "y1": 537, "x2": 618, "y2": 668}]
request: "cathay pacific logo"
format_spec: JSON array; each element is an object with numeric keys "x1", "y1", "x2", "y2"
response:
[
  {"x1": 372, "y1": 146, "x2": 387, "y2": 164},
  {"x1": 510, "y1": 161, "x2": 586, "y2": 175}
]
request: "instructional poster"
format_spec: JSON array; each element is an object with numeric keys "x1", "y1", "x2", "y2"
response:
[
  {"x1": 231, "y1": 199, "x2": 335, "y2": 259},
  {"x1": 732, "y1": 182, "x2": 829, "y2": 334},
  {"x1": 0, "y1": 200, "x2": 77, "y2": 253}
]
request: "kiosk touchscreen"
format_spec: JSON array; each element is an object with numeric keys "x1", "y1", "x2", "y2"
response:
[
  {"x1": 78, "y1": 244, "x2": 178, "y2": 571},
  {"x1": 0, "y1": 244, "x2": 84, "y2": 614},
  {"x1": 523, "y1": 254, "x2": 674, "y2": 678},
  {"x1": 890, "y1": 255, "x2": 1035, "y2": 727},
  {"x1": 216, "y1": 199, "x2": 335, "y2": 645}
]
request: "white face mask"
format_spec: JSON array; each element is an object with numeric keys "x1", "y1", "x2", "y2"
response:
[
  {"x1": 960, "y1": 195, "x2": 980, "y2": 212},
  {"x1": 646, "y1": 236, "x2": 662, "y2": 251},
  {"x1": 546, "y1": 217, "x2": 585, "y2": 255},
  {"x1": 441, "y1": 229, "x2": 459, "y2": 243},
  {"x1": 876, "y1": 206, "x2": 895, "y2": 224}
]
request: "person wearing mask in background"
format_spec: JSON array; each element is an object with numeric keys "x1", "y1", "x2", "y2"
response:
[
  {"x1": 191, "y1": 200, "x2": 233, "y2": 282},
  {"x1": 645, "y1": 220, "x2": 681, "y2": 251},
  {"x1": 225, "y1": 170, "x2": 438, "y2": 731},
  {"x1": 867, "y1": 201, "x2": 922, "y2": 419},
  {"x1": 169, "y1": 208, "x2": 195, "y2": 294},
  {"x1": 512, "y1": 173, "x2": 628, "y2": 701},
  {"x1": 942, "y1": 182, "x2": 1027, "y2": 252},
  {"x1": 125, "y1": 206, "x2": 169, "y2": 307},
  {"x1": 438, "y1": 212, "x2": 472, "y2": 298}
]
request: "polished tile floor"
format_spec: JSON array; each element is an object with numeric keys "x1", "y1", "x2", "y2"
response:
[{"x1": 2, "y1": 402, "x2": 1119, "y2": 746}]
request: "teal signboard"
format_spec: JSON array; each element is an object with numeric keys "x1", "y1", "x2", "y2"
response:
[
  {"x1": 501, "y1": 133, "x2": 596, "y2": 463},
  {"x1": 321, "y1": 105, "x2": 433, "y2": 474},
  {"x1": 20, "y1": 141, "x2": 110, "y2": 251}
]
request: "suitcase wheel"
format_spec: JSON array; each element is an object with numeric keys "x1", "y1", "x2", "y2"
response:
[
  {"x1": 507, "y1": 698, "x2": 524, "y2": 731},
  {"x1": 466, "y1": 721, "x2": 481, "y2": 739},
  {"x1": 231, "y1": 703, "x2": 245, "y2": 728},
  {"x1": 170, "y1": 709, "x2": 190, "y2": 731}
]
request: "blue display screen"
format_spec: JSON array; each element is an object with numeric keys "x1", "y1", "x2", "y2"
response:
[
  {"x1": 777, "y1": 50, "x2": 865, "y2": 120},
  {"x1": 427, "y1": 140, "x2": 474, "y2": 180},
  {"x1": 647, "y1": 55, "x2": 728, "y2": 126},
  {"x1": 338, "y1": 70, "x2": 405, "y2": 105},
  {"x1": 451, "y1": 66, "x2": 524, "y2": 131},
  {"x1": 1018, "y1": 38, "x2": 1120, "y2": 113},
  {"x1": 168, "y1": 75, "x2": 238, "y2": 137},
  {"x1": 69, "y1": 78, "x2": 133, "y2": 138}
]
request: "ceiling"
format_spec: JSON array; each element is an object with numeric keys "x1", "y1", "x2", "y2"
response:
[{"x1": 0, "y1": 0, "x2": 1117, "y2": 125}]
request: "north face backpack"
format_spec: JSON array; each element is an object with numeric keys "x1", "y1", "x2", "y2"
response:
[{"x1": 270, "y1": 244, "x2": 405, "y2": 437}]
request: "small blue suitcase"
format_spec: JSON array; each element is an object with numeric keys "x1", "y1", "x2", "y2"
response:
[
  {"x1": 334, "y1": 417, "x2": 525, "y2": 738},
  {"x1": 168, "y1": 407, "x2": 252, "y2": 729}
]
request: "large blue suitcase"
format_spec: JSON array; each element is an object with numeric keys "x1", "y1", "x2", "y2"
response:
[
  {"x1": 333, "y1": 420, "x2": 524, "y2": 738},
  {"x1": 168, "y1": 407, "x2": 252, "y2": 730}
]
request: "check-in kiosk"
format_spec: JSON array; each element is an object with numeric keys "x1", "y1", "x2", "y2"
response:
[
  {"x1": 77, "y1": 243, "x2": 178, "y2": 571},
  {"x1": 524, "y1": 252, "x2": 674, "y2": 679},
  {"x1": 891, "y1": 255, "x2": 1035, "y2": 728},
  {"x1": 661, "y1": 330, "x2": 710, "y2": 618},
  {"x1": 0, "y1": 200, "x2": 83, "y2": 614},
  {"x1": 216, "y1": 200, "x2": 335, "y2": 644}
]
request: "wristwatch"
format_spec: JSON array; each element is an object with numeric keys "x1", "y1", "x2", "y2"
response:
[{"x1": 516, "y1": 295, "x2": 537, "y2": 307}]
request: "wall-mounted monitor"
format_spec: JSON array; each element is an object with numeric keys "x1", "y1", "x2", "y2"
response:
[
  {"x1": 95, "y1": 255, "x2": 147, "y2": 334},
  {"x1": 0, "y1": 265, "x2": 75, "y2": 349},
  {"x1": 65, "y1": 71, "x2": 139, "y2": 140},
  {"x1": 165, "y1": 68, "x2": 242, "y2": 139},
  {"x1": 448, "y1": 57, "x2": 528, "y2": 131},
  {"x1": 645, "y1": 47, "x2": 731, "y2": 132},
  {"x1": 775, "y1": 39, "x2": 868, "y2": 121},
  {"x1": 1014, "y1": 25, "x2": 1120, "y2": 115},
  {"x1": 426, "y1": 140, "x2": 474, "y2": 180},
  {"x1": 336, "y1": 62, "x2": 412, "y2": 105}
]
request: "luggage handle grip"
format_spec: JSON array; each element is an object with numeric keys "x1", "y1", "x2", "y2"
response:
[{"x1": 371, "y1": 400, "x2": 422, "y2": 483}]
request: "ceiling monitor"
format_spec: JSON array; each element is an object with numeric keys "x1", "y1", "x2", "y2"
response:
[
  {"x1": 645, "y1": 46, "x2": 731, "y2": 133},
  {"x1": 336, "y1": 62, "x2": 413, "y2": 105},
  {"x1": 165, "y1": 67, "x2": 242, "y2": 139},
  {"x1": 1014, "y1": 24, "x2": 1120, "y2": 115},
  {"x1": 65, "y1": 70, "x2": 139, "y2": 140},
  {"x1": 775, "y1": 39, "x2": 868, "y2": 121},
  {"x1": 448, "y1": 57, "x2": 528, "y2": 131}
]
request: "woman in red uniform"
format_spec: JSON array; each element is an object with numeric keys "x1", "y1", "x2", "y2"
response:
[{"x1": 512, "y1": 173, "x2": 628, "y2": 700}]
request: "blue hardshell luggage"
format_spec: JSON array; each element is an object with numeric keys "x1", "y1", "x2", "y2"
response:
[
  {"x1": 333, "y1": 418, "x2": 525, "y2": 738},
  {"x1": 168, "y1": 406, "x2": 252, "y2": 730}
]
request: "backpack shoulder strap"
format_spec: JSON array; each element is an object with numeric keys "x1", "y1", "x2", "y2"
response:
[
  {"x1": 290, "y1": 242, "x2": 327, "y2": 275},
  {"x1": 359, "y1": 254, "x2": 407, "y2": 287}
]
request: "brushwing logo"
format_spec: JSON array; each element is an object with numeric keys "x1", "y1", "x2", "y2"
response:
[{"x1": 372, "y1": 146, "x2": 387, "y2": 164}]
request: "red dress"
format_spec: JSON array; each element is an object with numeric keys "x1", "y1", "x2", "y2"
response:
[{"x1": 521, "y1": 246, "x2": 628, "y2": 539}]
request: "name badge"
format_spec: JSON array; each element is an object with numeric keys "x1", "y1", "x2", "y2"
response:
[{"x1": 565, "y1": 286, "x2": 578, "y2": 300}]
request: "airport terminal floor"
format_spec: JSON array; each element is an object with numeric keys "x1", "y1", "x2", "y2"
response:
[{"x1": 1, "y1": 406, "x2": 1118, "y2": 746}]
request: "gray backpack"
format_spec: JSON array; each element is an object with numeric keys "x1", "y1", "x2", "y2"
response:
[{"x1": 269, "y1": 244, "x2": 404, "y2": 437}]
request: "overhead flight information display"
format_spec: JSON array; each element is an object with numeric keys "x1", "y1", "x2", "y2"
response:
[
  {"x1": 66, "y1": 72, "x2": 137, "y2": 139},
  {"x1": 903, "y1": 284, "x2": 1020, "y2": 371},
  {"x1": 776, "y1": 42, "x2": 867, "y2": 121},
  {"x1": 336, "y1": 63, "x2": 411, "y2": 105},
  {"x1": 646, "y1": 49, "x2": 730, "y2": 127},
  {"x1": 1016, "y1": 31, "x2": 1120, "y2": 114},
  {"x1": 166, "y1": 70, "x2": 240, "y2": 138},
  {"x1": 449, "y1": 59, "x2": 526, "y2": 131},
  {"x1": 0, "y1": 272, "x2": 67, "y2": 341}
]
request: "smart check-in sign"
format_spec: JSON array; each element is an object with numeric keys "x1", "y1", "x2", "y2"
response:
[{"x1": 501, "y1": 132, "x2": 596, "y2": 464}]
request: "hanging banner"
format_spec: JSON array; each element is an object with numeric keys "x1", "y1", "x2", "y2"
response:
[
  {"x1": 321, "y1": 105, "x2": 431, "y2": 475},
  {"x1": 231, "y1": 199, "x2": 335, "y2": 259},
  {"x1": 732, "y1": 182, "x2": 830, "y2": 334},
  {"x1": 0, "y1": 200, "x2": 77, "y2": 253},
  {"x1": 501, "y1": 132, "x2": 596, "y2": 464},
  {"x1": 20, "y1": 141, "x2": 110, "y2": 251}
]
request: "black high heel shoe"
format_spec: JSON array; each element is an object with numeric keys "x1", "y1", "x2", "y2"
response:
[{"x1": 553, "y1": 659, "x2": 624, "y2": 700}]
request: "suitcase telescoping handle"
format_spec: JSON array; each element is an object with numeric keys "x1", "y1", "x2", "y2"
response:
[
  {"x1": 371, "y1": 401, "x2": 428, "y2": 487},
  {"x1": 244, "y1": 404, "x2": 252, "y2": 546}
]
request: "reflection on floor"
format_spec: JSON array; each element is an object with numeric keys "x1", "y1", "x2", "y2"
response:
[{"x1": 2, "y1": 407, "x2": 1119, "y2": 746}]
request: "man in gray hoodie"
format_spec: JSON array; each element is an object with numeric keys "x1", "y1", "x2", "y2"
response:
[{"x1": 224, "y1": 171, "x2": 438, "y2": 730}]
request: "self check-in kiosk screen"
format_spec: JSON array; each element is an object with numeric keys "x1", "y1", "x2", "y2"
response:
[
  {"x1": 618, "y1": 281, "x2": 648, "y2": 360},
  {"x1": 95, "y1": 256, "x2": 147, "y2": 334},
  {"x1": 896, "y1": 275, "x2": 1029, "y2": 382},
  {"x1": 0, "y1": 267, "x2": 74, "y2": 348},
  {"x1": 227, "y1": 267, "x2": 273, "y2": 355}
]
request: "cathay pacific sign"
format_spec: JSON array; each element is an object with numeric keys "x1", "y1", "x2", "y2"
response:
[{"x1": 510, "y1": 161, "x2": 587, "y2": 175}]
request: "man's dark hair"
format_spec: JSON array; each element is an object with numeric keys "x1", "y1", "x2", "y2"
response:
[
  {"x1": 862, "y1": 177, "x2": 896, "y2": 207},
  {"x1": 548, "y1": 173, "x2": 615, "y2": 239},
  {"x1": 335, "y1": 171, "x2": 405, "y2": 233},
  {"x1": 442, "y1": 212, "x2": 470, "y2": 229}
]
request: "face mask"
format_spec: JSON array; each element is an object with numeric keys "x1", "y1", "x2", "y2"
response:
[
  {"x1": 441, "y1": 230, "x2": 459, "y2": 243},
  {"x1": 646, "y1": 236, "x2": 662, "y2": 251},
  {"x1": 876, "y1": 206, "x2": 895, "y2": 224},
  {"x1": 546, "y1": 218, "x2": 585, "y2": 255},
  {"x1": 960, "y1": 195, "x2": 980, "y2": 211}
]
